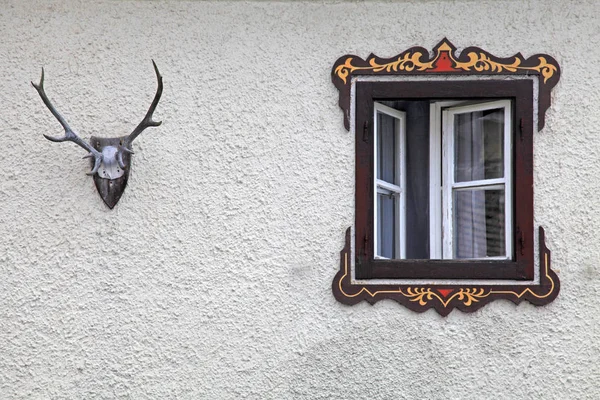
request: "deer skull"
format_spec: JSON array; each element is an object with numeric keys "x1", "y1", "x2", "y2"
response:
[{"x1": 32, "y1": 61, "x2": 163, "y2": 209}]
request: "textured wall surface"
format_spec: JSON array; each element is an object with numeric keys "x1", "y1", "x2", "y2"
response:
[{"x1": 1, "y1": 0, "x2": 599, "y2": 398}]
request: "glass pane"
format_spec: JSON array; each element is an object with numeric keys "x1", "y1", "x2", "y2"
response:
[
  {"x1": 377, "y1": 112, "x2": 397, "y2": 183},
  {"x1": 454, "y1": 108, "x2": 504, "y2": 182},
  {"x1": 377, "y1": 192, "x2": 396, "y2": 258},
  {"x1": 380, "y1": 101, "x2": 430, "y2": 259},
  {"x1": 453, "y1": 188, "x2": 505, "y2": 258}
]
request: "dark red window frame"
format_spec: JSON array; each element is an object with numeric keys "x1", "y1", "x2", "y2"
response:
[{"x1": 355, "y1": 80, "x2": 534, "y2": 280}]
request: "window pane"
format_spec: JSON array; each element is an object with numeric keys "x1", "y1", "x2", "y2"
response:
[
  {"x1": 454, "y1": 108, "x2": 504, "y2": 182},
  {"x1": 377, "y1": 112, "x2": 397, "y2": 183},
  {"x1": 377, "y1": 101, "x2": 431, "y2": 260},
  {"x1": 377, "y1": 192, "x2": 396, "y2": 258},
  {"x1": 453, "y1": 188, "x2": 505, "y2": 258}
]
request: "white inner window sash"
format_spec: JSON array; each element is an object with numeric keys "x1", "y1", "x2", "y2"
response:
[
  {"x1": 442, "y1": 100, "x2": 512, "y2": 260},
  {"x1": 373, "y1": 103, "x2": 406, "y2": 260},
  {"x1": 429, "y1": 101, "x2": 465, "y2": 259}
]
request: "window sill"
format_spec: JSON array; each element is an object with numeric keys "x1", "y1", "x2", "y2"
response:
[{"x1": 357, "y1": 259, "x2": 531, "y2": 280}]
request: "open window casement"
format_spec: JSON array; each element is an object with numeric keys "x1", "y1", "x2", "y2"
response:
[
  {"x1": 373, "y1": 103, "x2": 406, "y2": 260},
  {"x1": 441, "y1": 100, "x2": 513, "y2": 261}
]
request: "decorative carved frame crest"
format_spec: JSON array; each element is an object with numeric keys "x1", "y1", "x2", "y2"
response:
[
  {"x1": 332, "y1": 38, "x2": 560, "y2": 132},
  {"x1": 331, "y1": 39, "x2": 561, "y2": 315}
]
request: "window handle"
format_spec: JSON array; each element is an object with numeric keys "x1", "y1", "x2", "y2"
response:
[
  {"x1": 363, "y1": 121, "x2": 369, "y2": 142},
  {"x1": 356, "y1": 234, "x2": 369, "y2": 267},
  {"x1": 517, "y1": 227, "x2": 525, "y2": 255},
  {"x1": 519, "y1": 118, "x2": 524, "y2": 141},
  {"x1": 519, "y1": 236, "x2": 525, "y2": 255}
]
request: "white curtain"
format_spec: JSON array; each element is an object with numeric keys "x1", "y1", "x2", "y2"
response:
[{"x1": 455, "y1": 112, "x2": 488, "y2": 258}]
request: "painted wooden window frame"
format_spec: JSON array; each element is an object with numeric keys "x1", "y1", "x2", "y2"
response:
[
  {"x1": 355, "y1": 80, "x2": 530, "y2": 280},
  {"x1": 330, "y1": 39, "x2": 561, "y2": 315}
]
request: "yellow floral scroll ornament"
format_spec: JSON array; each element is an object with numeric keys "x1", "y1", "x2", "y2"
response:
[
  {"x1": 334, "y1": 51, "x2": 433, "y2": 84},
  {"x1": 402, "y1": 287, "x2": 490, "y2": 307},
  {"x1": 454, "y1": 53, "x2": 558, "y2": 83}
]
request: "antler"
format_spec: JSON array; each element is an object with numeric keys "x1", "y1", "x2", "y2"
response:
[
  {"x1": 32, "y1": 68, "x2": 103, "y2": 175},
  {"x1": 124, "y1": 60, "x2": 163, "y2": 146}
]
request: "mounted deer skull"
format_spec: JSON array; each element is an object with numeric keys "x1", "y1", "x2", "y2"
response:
[{"x1": 32, "y1": 61, "x2": 163, "y2": 209}]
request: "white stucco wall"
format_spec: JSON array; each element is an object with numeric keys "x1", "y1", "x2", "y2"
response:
[{"x1": 1, "y1": 0, "x2": 599, "y2": 398}]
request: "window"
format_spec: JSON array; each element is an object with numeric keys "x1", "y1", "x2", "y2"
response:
[
  {"x1": 355, "y1": 80, "x2": 533, "y2": 280},
  {"x1": 331, "y1": 39, "x2": 561, "y2": 315}
]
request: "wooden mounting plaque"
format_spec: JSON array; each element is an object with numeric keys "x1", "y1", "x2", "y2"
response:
[{"x1": 91, "y1": 136, "x2": 132, "y2": 209}]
